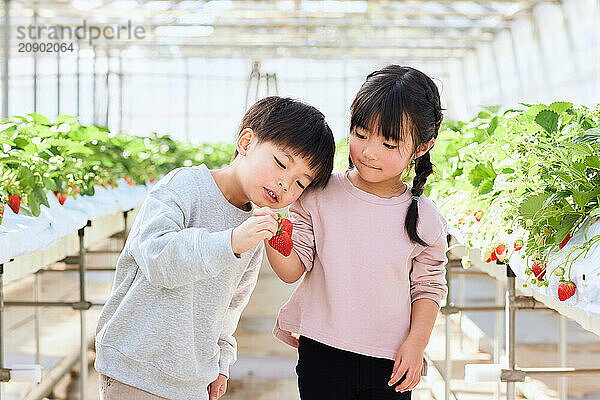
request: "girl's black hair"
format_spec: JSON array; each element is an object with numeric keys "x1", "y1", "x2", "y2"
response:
[
  {"x1": 349, "y1": 65, "x2": 443, "y2": 246},
  {"x1": 233, "y1": 96, "x2": 335, "y2": 190}
]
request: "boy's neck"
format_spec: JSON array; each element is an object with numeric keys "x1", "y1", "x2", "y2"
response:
[{"x1": 211, "y1": 166, "x2": 252, "y2": 211}]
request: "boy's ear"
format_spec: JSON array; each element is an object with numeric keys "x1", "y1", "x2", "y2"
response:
[{"x1": 236, "y1": 128, "x2": 255, "y2": 156}]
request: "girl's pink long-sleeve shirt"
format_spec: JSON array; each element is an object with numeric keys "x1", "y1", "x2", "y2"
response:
[{"x1": 273, "y1": 171, "x2": 449, "y2": 361}]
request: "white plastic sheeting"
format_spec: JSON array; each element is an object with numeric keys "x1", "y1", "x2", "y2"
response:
[
  {"x1": 450, "y1": 216, "x2": 600, "y2": 317},
  {"x1": 0, "y1": 181, "x2": 152, "y2": 265}
]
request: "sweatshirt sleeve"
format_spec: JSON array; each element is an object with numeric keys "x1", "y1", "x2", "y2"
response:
[
  {"x1": 217, "y1": 248, "x2": 263, "y2": 377},
  {"x1": 128, "y1": 182, "x2": 239, "y2": 289},
  {"x1": 410, "y1": 225, "x2": 449, "y2": 306},
  {"x1": 289, "y1": 197, "x2": 316, "y2": 271}
]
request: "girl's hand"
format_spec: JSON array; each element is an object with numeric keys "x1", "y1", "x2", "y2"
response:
[
  {"x1": 388, "y1": 339, "x2": 424, "y2": 392},
  {"x1": 231, "y1": 207, "x2": 278, "y2": 254},
  {"x1": 207, "y1": 374, "x2": 228, "y2": 400}
]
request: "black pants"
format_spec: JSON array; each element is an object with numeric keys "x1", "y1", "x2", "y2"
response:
[{"x1": 296, "y1": 336, "x2": 412, "y2": 400}]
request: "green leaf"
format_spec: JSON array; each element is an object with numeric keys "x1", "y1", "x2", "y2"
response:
[
  {"x1": 518, "y1": 193, "x2": 551, "y2": 220},
  {"x1": 524, "y1": 104, "x2": 547, "y2": 117},
  {"x1": 28, "y1": 112, "x2": 50, "y2": 125},
  {"x1": 553, "y1": 214, "x2": 580, "y2": 245},
  {"x1": 32, "y1": 184, "x2": 49, "y2": 209},
  {"x1": 478, "y1": 178, "x2": 495, "y2": 195},
  {"x1": 549, "y1": 102, "x2": 572, "y2": 114},
  {"x1": 487, "y1": 116, "x2": 499, "y2": 135},
  {"x1": 13, "y1": 137, "x2": 30, "y2": 149},
  {"x1": 535, "y1": 110, "x2": 560, "y2": 133},
  {"x1": 18, "y1": 166, "x2": 35, "y2": 187},
  {"x1": 468, "y1": 162, "x2": 497, "y2": 187},
  {"x1": 28, "y1": 193, "x2": 41, "y2": 216},
  {"x1": 563, "y1": 142, "x2": 592, "y2": 157},
  {"x1": 572, "y1": 186, "x2": 600, "y2": 209},
  {"x1": 42, "y1": 177, "x2": 57, "y2": 191},
  {"x1": 543, "y1": 190, "x2": 572, "y2": 208},
  {"x1": 573, "y1": 128, "x2": 600, "y2": 144},
  {"x1": 482, "y1": 105, "x2": 501, "y2": 114}
]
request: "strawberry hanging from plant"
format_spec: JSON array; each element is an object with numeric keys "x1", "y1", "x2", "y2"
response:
[
  {"x1": 0, "y1": 204, "x2": 4, "y2": 225},
  {"x1": 8, "y1": 194, "x2": 21, "y2": 214},
  {"x1": 557, "y1": 279, "x2": 576, "y2": 301},
  {"x1": 268, "y1": 213, "x2": 293, "y2": 257},
  {"x1": 531, "y1": 260, "x2": 546, "y2": 280},
  {"x1": 558, "y1": 233, "x2": 572, "y2": 250}
]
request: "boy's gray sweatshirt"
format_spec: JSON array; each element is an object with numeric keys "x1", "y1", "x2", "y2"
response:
[{"x1": 95, "y1": 164, "x2": 263, "y2": 399}]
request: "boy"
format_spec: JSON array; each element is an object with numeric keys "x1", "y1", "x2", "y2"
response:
[{"x1": 95, "y1": 97, "x2": 335, "y2": 400}]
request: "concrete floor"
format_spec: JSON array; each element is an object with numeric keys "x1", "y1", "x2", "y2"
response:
[{"x1": 2, "y1": 232, "x2": 600, "y2": 400}]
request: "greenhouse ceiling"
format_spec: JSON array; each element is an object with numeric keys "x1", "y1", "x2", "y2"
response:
[{"x1": 2, "y1": 0, "x2": 560, "y2": 60}]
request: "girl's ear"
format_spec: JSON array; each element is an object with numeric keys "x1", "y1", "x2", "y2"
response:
[
  {"x1": 415, "y1": 138, "x2": 435, "y2": 159},
  {"x1": 236, "y1": 128, "x2": 255, "y2": 156}
]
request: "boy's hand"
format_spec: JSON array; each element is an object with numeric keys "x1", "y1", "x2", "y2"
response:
[
  {"x1": 207, "y1": 374, "x2": 228, "y2": 400},
  {"x1": 388, "y1": 339, "x2": 424, "y2": 392},
  {"x1": 231, "y1": 207, "x2": 278, "y2": 254}
]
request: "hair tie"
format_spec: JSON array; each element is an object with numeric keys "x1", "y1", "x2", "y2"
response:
[{"x1": 412, "y1": 195, "x2": 420, "y2": 202}]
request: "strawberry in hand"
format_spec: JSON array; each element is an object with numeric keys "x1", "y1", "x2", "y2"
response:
[{"x1": 268, "y1": 214, "x2": 293, "y2": 257}]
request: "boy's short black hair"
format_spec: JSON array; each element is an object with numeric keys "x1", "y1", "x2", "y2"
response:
[{"x1": 234, "y1": 96, "x2": 335, "y2": 190}]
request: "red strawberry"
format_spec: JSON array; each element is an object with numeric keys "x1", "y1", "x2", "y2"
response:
[
  {"x1": 531, "y1": 261, "x2": 546, "y2": 280},
  {"x1": 474, "y1": 210, "x2": 484, "y2": 222},
  {"x1": 268, "y1": 231, "x2": 293, "y2": 256},
  {"x1": 58, "y1": 193, "x2": 68, "y2": 205},
  {"x1": 53, "y1": 190, "x2": 59, "y2": 196},
  {"x1": 558, "y1": 280, "x2": 576, "y2": 301},
  {"x1": 484, "y1": 248, "x2": 498, "y2": 263},
  {"x1": 67, "y1": 184, "x2": 80, "y2": 194},
  {"x1": 514, "y1": 239, "x2": 524, "y2": 251},
  {"x1": 280, "y1": 218, "x2": 293, "y2": 237},
  {"x1": 8, "y1": 194, "x2": 20, "y2": 214},
  {"x1": 0, "y1": 203, "x2": 4, "y2": 224},
  {"x1": 559, "y1": 233, "x2": 571, "y2": 250},
  {"x1": 494, "y1": 243, "x2": 508, "y2": 262},
  {"x1": 124, "y1": 176, "x2": 135, "y2": 186}
]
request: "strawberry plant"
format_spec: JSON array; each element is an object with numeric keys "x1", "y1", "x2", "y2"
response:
[
  {"x1": 430, "y1": 102, "x2": 600, "y2": 299},
  {"x1": 1, "y1": 113, "x2": 234, "y2": 222}
]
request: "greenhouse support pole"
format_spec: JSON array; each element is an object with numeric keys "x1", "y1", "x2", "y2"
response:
[
  {"x1": 530, "y1": 11, "x2": 551, "y2": 98},
  {"x1": 2, "y1": 0, "x2": 10, "y2": 119},
  {"x1": 105, "y1": 48, "x2": 110, "y2": 127},
  {"x1": 0, "y1": 263, "x2": 4, "y2": 400},
  {"x1": 458, "y1": 273, "x2": 465, "y2": 352},
  {"x1": 185, "y1": 59, "x2": 190, "y2": 142},
  {"x1": 118, "y1": 53, "x2": 123, "y2": 133},
  {"x1": 559, "y1": 0, "x2": 578, "y2": 72},
  {"x1": 78, "y1": 223, "x2": 91, "y2": 400},
  {"x1": 92, "y1": 46, "x2": 97, "y2": 125},
  {"x1": 559, "y1": 316, "x2": 567, "y2": 400},
  {"x1": 507, "y1": 27, "x2": 524, "y2": 99},
  {"x1": 33, "y1": 4, "x2": 38, "y2": 112},
  {"x1": 505, "y1": 265, "x2": 516, "y2": 400},
  {"x1": 494, "y1": 279, "x2": 504, "y2": 400},
  {"x1": 34, "y1": 271, "x2": 41, "y2": 365},
  {"x1": 57, "y1": 45, "x2": 61, "y2": 116},
  {"x1": 444, "y1": 239, "x2": 452, "y2": 400},
  {"x1": 76, "y1": 40, "x2": 80, "y2": 117},
  {"x1": 490, "y1": 42, "x2": 504, "y2": 102}
]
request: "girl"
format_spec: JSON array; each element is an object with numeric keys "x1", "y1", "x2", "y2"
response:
[{"x1": 264, "y1": 65, "x2": 448, "y2": 399}]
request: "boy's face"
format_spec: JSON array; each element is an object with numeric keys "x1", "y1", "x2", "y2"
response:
[{"x1": 238, "y1": 130, "x2": 315, "y2": 209}]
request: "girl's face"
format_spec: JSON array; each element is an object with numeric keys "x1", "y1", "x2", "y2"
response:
[
  {"x1": 348, "y1": 126, "x2": 415, "y2": 186},
  {"x1": 238, "y1": 129, "x2": 315, "y2": 209}
]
